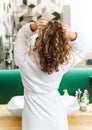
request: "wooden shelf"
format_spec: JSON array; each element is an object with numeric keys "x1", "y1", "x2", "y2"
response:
[
  {"x1": 0, "y1": 105, "x2": 92, "y2": 130},
  {"x1": 68, "y1": 104, "x2": 92, "y2": 130},
  {"x1": 0, "y1": 105, "x2": 21, "y2": 130}
]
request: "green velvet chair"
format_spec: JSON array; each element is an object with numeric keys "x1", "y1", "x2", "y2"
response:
[
  {"x1": 0, "y1": 69, "x2": 24, "y2": 104},
  {"x1": 58, "y1": 68, "x2": 92, "y2": 103},
  {"x1": 0, "y1": 68, "x2": 92, "y2": 104}
]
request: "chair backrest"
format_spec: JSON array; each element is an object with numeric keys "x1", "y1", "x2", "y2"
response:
[
  {"x1": 0, "y1": 69, "x2": 24, "y2": 104},
  {"x1": 58, "y1": 68, "x2": 92, "y2": 103},
  {"x1": 0, "y1": 68, "x2": 92, "y2": 104}
]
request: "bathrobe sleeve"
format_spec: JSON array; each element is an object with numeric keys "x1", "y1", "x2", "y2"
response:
[
  {"x1": 14, "y1": 23, "x2": 35, "y2": 67},
  {"x1": 62, "y1": 33, "x2": 87, "y2": 70}
]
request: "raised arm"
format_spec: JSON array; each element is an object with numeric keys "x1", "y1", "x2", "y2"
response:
[
  {"x1": 14, "y1": 23, "x2": 35, "y2": 67},
  {"x1": 14, "y1": 18, "x2": 48, "y2": 67},
  {"x1": 62, "y1": 24, "x2": 87, "y2": 69}
]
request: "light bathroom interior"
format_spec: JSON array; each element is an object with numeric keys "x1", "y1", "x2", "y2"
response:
[{"x1": 0, "y1": 0, "x2": 92, "y2": 130}]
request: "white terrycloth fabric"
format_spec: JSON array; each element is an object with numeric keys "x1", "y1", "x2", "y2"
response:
[{"x1": 14, "y1": 23, "x2": 86, "y2": 130}]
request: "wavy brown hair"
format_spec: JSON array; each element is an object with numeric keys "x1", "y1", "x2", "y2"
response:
[{"x1": 33, "y1": 21, "x2": 71, "y2": 74}]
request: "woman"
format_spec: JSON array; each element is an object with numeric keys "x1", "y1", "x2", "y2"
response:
[{"x1": 14, "y1": 18, "x2": 86, "y2": 130}]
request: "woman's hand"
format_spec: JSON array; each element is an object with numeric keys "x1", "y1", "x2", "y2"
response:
[
  {"x1": 62, "y1": 24, "x2": 77, "y2": 41},
  {"x1": 30, "y1": 17, "x2": 48, "y2": 32},
  {"x1": 37, "y1": 17, "x2": 48, "y2": 30}
]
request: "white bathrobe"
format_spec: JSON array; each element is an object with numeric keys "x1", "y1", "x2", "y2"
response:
[{"x1": 14, "y1": 23, "x2": 86, "y2": 130}]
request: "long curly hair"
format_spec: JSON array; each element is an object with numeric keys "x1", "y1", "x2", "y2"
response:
[{"x1": 33, "y1": 21, "x2": 71, "y2": 74}]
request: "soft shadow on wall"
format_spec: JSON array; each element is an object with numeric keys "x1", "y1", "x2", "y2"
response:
[{"x1": 75, "y1": 52, "x2": 92, "y2": 68}]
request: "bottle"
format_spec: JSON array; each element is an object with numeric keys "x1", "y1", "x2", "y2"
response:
[
  {"x1": 63, "y1": 89, "x2": 69, "y2": 96},
  {"x1": 81, "y1": 89, "x2": 89, "y2": 105}
]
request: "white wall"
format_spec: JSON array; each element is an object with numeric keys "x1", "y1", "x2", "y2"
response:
[
  {"x1": 64, "y1": 0, "x2": 92, "y2": 52},
  {"x1": 0, "y1": 0, "x2": 92, "y2": 52}
]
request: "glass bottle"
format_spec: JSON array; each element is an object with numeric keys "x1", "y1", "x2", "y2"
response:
[{"x1": 82, "y1": 89, "x2": 89, "y2": 105}]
